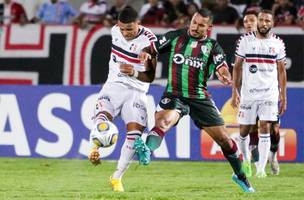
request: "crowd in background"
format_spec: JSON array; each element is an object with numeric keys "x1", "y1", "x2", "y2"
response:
[{"x1": 0, "y1": 0, "x2": 303, "y2": 29}]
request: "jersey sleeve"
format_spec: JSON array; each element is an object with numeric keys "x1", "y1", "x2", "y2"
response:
[
  {"x1": 154, "y1": 29, "x2": 184, "y2": 53},
  {"x1": 277, "y1": 39, "x2": 286, "y2": 61},
  {"x1": 211, "y1": 41, "x2": 228, "y2": 70},
  {"x1": 235, "y1": 35, "x2": 246, "y2": 59}
]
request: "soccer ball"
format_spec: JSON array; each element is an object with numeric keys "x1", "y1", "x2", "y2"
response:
[{"x1": 90, "y1": 121, "x2": 119, "y2": 148}]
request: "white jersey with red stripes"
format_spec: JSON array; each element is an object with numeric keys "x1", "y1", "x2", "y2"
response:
[
  {"x1": 106, "y1": 25, "x2": 157, "y2": 93},
  {"x1": 235, "y1": 32, "x2": 286, "y2": 101}
]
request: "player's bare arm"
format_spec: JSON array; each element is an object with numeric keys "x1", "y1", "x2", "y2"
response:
[
  {"x1": 119, "y1": 46, "x2": 157, "y2": 83},
  {"x1": 216, "y1": 63, "x2": 232, "y2": 86},
  {"x1": 119, "y1": 58, "x2": 157, "y2": 83},
  {"x1": 277, "y1": 60, "x2": 287, "y2": 115},
  {"x1": 231, "y1": 56, "x2": 243, "y2": 108}
]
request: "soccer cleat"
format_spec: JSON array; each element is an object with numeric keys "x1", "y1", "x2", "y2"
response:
[
  {"x1": 242, "y1": 161, "x2": 252, "y2": 177},
  {"x1": 256, "y1": 171, "x2": 267, "y2": 178},
  {"x1": 269, "y1": 152, "x2": 280, "y2": 175},
  {"x1": 232, "y1": 174, "x2": 255, "y2": 193},
  {"x1": 109, "y1": 176, "x2": 124, "y2": 192},
  {"x1": 134, "y1": 137, "x2": 151, "y2": 165}
]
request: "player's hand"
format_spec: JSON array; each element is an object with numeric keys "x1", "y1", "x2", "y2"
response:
[
  {"x1": 231, "y1": 91, "x2": 240, "y2": 109},
  {"x1": 138, "y1": 52, "x2": 151, "y2": 63},
  {"x1": 216, "y1": 71, "x2": 232, "y2": 86},
  {"x1": 120, "y1": 64, "x2": 135, "y2": 76},
  {"x1": 279, "y1": 99, "x2": 287, "y2": 115},
  {"x1": 88, "y1": 148, "x2": 101, "y2": 166}
]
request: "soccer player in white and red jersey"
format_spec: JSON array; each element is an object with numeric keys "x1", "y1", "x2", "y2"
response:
[
  {"x1": 232, "y1": 9, "x2": 287, "y2": 178},
  {"x1": 233, "y1": 10, "x2": 282, "y2": 177},
  {"x1": 88, "y1": 6, "x2": 157, "y2": 192}
]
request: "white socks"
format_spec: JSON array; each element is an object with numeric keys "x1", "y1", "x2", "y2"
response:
[
  {"x1": 257, "y1": 133, "x2": 271, "y2": 173},
  {"x1": 112, "y1": 131, "x2": 141, "y2": 179},
  {"x1": 239, "y1": 135, "x2": 251, "y2": 162}
]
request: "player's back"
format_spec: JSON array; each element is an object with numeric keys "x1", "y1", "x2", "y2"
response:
[{"x1": 106, "y1": 25, "x2": 157, "y2": 93}]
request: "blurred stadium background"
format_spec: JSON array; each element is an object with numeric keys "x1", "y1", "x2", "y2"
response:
[{"x1": 0, "y1": 0, "x2": 303, "y2": 199}]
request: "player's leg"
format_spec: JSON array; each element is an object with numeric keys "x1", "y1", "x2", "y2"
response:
[
  {"x1": 204, "y1": 126, "x2": 254, "y2": 192},
  {"x1": 256, "y1": 120, "x2": 271, "y2": 178},
  {"x1": 110, "y1": 89, "x2": 148, "y2": 191},
  {"x1": 190, "y1": 98, "x2": 254, "y2": 192},
  {"x1": 249, "y1": 122, "x2": 259, "y2": 171},
  {"x1": 134, "y1": 109, "x2": 180, "y2": 165},
  {"x1": 256, "y1": 101, "x2": 278, "y2": 178},
  {"x1": 239, "y1": 124, "x2": 252, "y2": 177},
  {"x1": 269, "y1": 121, "x2": 280, "y2": 175},
  {"x1": 110, "y1": 122, "x2": 145, "y2": 192},
  {"x1": 88, "y1": 111, "x2": 113, "y2": 165},
  {"x1": 88, "y1": 84, "x2": 118, "y2": 165},
  {"x1": 237, "y1": 101, "x2": 258, "y2": 177},
  {"x1": 134, "y1": 95, "x2": 189, "y2": 165}
]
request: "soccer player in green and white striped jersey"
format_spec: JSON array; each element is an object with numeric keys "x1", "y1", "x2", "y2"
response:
[{"x1": 125, "y1": 8, "x2": 255, "y2": 193}]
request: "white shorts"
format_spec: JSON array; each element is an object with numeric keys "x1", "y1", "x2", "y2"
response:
[
  {"x1": 94, "y1": 82, "x2": 148, "y2": 127},
  {"x1": 238, "y1": 100, "x2": 278, "y2": 125}
]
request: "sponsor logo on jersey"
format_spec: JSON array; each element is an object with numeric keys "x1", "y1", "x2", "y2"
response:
[
  {"x1": 213, "y1": 54, "x2": 224, "y2": 63},
  {"x1": 112, "y1": 55, "x2": 117, "y2": 63},
  {"x1": 258, "y1": 68, "x2": 274, "y2": 72},
  {"x1": 161, "y1": 97, "x2": 171, "y2": 104},
  {"x1": 173, "y1": 54, "x2": 205, "y2": 69},
  {"x1": 133, "y1": 102, "x2": 146, "y2": 111},
  {"x1": 249, "y1": 65, "x2": 258, "y2": 73},
  {"x1": 191, "y1": 41, "x2": 198, "y2": 48},
  {"x1": 240, "y1": 104, "x2": 251, "y2": 110},
  {"x1": 99, "y1": 96, "x2": 110, "y2": 102},
  {"x1": 249, "y1": 88, "x2": 270, "y2": 93},
  {"x1": 159, "y1": 36, "x2": 167, "y2": 45}
]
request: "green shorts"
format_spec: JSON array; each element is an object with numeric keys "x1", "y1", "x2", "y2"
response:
[{"x1": 158, "y1": 94, "x2": 224, "y2": 129}]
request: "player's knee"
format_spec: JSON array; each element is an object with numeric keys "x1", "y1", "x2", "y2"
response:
[
  {"x1": 155, "y1": 118, "x2": 171, "y2": 131},
  {"x1": 259, "y1": 121, "x2": 269, "y2": 133},
  {"x1": 271, "y1": 123, "x2": 280, "y2": 135}
]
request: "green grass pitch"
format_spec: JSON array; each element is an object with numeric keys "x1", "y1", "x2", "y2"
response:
[{"x1": 0, "y1": 158, "x2": 304, "y2": 200}]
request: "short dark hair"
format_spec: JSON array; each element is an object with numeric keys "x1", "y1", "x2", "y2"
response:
[
  {"x1": 258, "y1": 9, "x2": 273, "y2": 16},
  {"x1": 243, "y1": 10, "x2": 258, "y2": 17},
  {"x1": 118, "y1": 6, "x2": 138, "y2": 23},
  {"x1": 197, "y1": 8, "x2": 213, "y2": 22}
]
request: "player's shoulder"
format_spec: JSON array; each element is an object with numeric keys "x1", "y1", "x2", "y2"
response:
[
  {"x1": 270, "y1": 33, "x2": 285, "y2": 45},
  {"x1": 111, "y1": 24, "x2": 120, "y2": 34},
  {"x1": 139, "y1": 26, "x2": 157, "y2": 42},
  {"x1": 237, "y1": 31, "x2": 256, "y2": 42},
  {"x1": 206, "y1": 37, "x2": 220, "y2": 45}
]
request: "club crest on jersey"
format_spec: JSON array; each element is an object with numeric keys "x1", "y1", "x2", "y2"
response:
[
  {"x1": 269, "y1": 47, "x2": 275, "y2": 54},
  {"x1": 130, "y1": 43, "x2": 139, "y2": 52},
  {"x1": 201, "y1": 45, "x2": 211, "y2": 54},
  {"x1": 161, "y1": 98, "x2": 171, "y2": 104}
]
